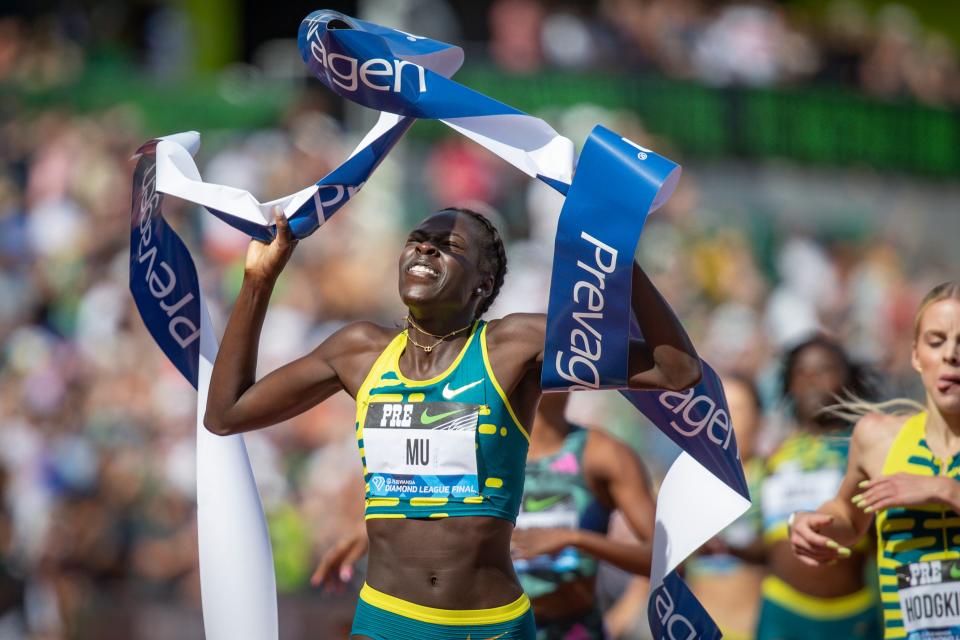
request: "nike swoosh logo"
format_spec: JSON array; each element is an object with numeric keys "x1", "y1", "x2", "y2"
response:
[
  {"x1": 465, "y1": 634, "x2": 506, "y2": 640},
  {"x1": 525, "y1": 495, "x2": 566, "y2": 512},
  {"x1": 442, "y1": 379, "x2": 483, "y2": 400},
  {"x1": 420, "y1": 408, "x2": 464, "y2": 425}
]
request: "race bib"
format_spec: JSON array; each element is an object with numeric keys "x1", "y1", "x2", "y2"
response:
[
  {"x1": 516, "y1": 493, "x2": 579, "y2": 530},
  {"x1": 898, "y1": 559, "x2": 960, "y2": 639},
  {"x1": 514, "y1": 493, "x2": 583, "y2": 574},
  {"x1": 761, "y1": 468, "x2": 843, "y2": 525},
  {"x1": 363, "y1": 401, "x2": 480, "y2": 499}
]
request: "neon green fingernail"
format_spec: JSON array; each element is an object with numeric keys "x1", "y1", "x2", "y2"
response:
[
  {"x1": 858, "y1": 481, "x2": 870, "y2": 488},
  {"x1": 838, "y1": 547, "x2": 852, "y2": 557},
  {"x1": 864, "y1": 506, "x2": 874, "y2": 513},
  {"x1": 826, "y1": 540, "x2": 839, "y2": 549}
]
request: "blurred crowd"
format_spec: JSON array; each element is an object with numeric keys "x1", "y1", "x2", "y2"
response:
[
  {"x1": 1, "y1": 1, "x2": 959, "y2": 639},
  {"x1": 3, "y1": 0, "x2": 960, "y2": 106},
  {"x1": 487, "y1": 0, "x2": 960, "y2": 106}
]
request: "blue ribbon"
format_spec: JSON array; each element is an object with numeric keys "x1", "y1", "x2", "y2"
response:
[
  {"x1": 209, "y1": 114, "x2": 415, "y2": 243},
  {"x1": 540, "y1": 125, "x2": 748, "y2": 636},
  {"x1": 623, "y1": 361, "x2": 750, "y2": 501},
  {"x1": 624, "y1": 363, "x2": 749, "y2": 639},
  {"x1": 650, "y1": 571, "x2": 723, "y2": 640},
  {"x1": 542, "y1": 126, "x2": 678, "y2": 390},
  {"x1": 130, "y1": 139, "x2": 203, "y2": 388},
  {"x1": 130, "y1": 10, "x2": 752, "y2": 638},
  {"x1": 299, "y1": 14, "x2": 518, "y2": 119}
]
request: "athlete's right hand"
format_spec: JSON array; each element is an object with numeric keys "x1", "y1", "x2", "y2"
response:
[
  {"x1": 789, "y1": 511, "x2": 851, "y2": 567},
  {"x1": 244, "y1": 206, "x2": 297, "y2": 283},
  {"x1": 311, "y1": 529, "x2": 368, "y2": 591}
]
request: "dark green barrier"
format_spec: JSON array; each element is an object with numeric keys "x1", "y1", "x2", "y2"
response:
[
  {"x1": 6, "y1": 61, "x2": 294, "y2": 137},
  {"x1": 8, "y1": 61, "x2": 958, "y2": 176},
  {"x1": 431, "y1": 66, "x2": 960, "y2": 177}
]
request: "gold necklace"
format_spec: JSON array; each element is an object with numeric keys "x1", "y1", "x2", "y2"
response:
[{"x1": 405, "y1": 315, "x2": 472, "y2": 353}]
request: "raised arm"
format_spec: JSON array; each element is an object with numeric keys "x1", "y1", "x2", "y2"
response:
[
  {"x1": 626, "y1": 263, "x2": 701, "y2": 391},
  {"x1": 486, "y1": 263, "x2": 700, "y2": 395},
  {"x1": 204, "y1": 211, "x2": 381, "y2": 436}
]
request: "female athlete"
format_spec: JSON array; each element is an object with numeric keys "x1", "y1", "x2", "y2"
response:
[
  {"x1": 756, "y1": 335, "x2": 881, "y2": 639},
  {"x1": 313, "y1": 393, "x2": 657, "y2": 640},
  {"x1": 790, "y1": 282, "x2": 960, "y2": 639},
  {"x1": 204, "y1": 207, "x2": 701, "y2": 639}
]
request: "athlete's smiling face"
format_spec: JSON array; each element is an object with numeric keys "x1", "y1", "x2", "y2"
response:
[
  {"x1": 399, "y1": 211, "x2": 488, "y2": 314},
  {"x1": 912, "y1": 298, "x2": 960, "y2": 415}
]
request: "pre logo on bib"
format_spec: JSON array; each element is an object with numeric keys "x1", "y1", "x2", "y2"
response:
[
  {"x1": 363, "y1": 401, "x2": 480, "y2": 499},
  {"x1": 898, "y1": 559, "x2": 960, "y2": 638}
]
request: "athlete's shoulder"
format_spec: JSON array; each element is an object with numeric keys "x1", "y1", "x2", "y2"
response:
[
  {"x1": 582, "y1": 427, "x2": 651, "y2": 502},
  {"x1": 584, "y1": 428, "x2": 644, "y2": 474},
  {"x1": 584, "y1": 427, "x2": 624, "y2": 451},
  {"x1": 484, "y1": 313, "x2": 546, "y2": 345},
  {"x1": 764, "y1": 432, "x2": 806, "y2": 470},
  {"x1": 319, "y1": 321, "x2": 399, "y2": 357},
  {"x1": 851, "y1": 411, "x2": 910, "y2": 453},
  {"x1": 316, "y1": 322, "x2": 401, "y2": 395},
  {"x1": 846, "y1": 411, "x2": 916, "y2": 478},
  {"x1": 483, "y1": 313, "x2": 546, "y2": 369}
]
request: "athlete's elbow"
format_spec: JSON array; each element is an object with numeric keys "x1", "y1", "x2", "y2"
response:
[
  {"x1": 203, "y1": 411, "x2": 235, "y2": 437},
  {"x1": 663, "y1": 357, "x2": 702, "y2": 391}
]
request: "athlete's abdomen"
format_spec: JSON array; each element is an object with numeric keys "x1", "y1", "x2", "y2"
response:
[{"x1": 365, "y1": 516, "x2": 522, "y2": 610}]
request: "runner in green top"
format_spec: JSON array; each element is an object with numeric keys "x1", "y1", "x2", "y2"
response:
[
  {"x1": 314, "y1": 393, "x2": 656, "y2": 640},
  {"x1": 510, "y1": 393, "x2": 655, "y2": 639},
  {"x1": 206, "y1": 206, "x2": 701, "y2": 640}
]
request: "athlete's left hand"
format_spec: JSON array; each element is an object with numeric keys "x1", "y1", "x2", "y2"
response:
[
  {"x1": 853, "y1": 473, "x2": 952, "y2": 513},
  {"x1": 511, "y1": 527, "x2": 576, "y2": 559},
  {"x1": 311, "y1": 528, "x2": 368, "y2": 591}
]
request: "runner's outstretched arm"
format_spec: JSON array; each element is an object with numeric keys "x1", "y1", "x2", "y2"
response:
[
  {"x1": 626, "y1": 263, "x2": 701, "y2": 391},
  {"x1": 489, "y1": 263, "x2": 700, "y2": 394},
  {"x1": 204, "y1": 210, "x2": 378, "y2": 436}
]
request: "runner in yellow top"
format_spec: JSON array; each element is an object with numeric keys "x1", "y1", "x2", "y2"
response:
[{"x1": 790, "y1": 282, "x2": 960, "y2": 639}]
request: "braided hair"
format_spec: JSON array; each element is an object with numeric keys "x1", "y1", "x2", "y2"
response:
[{"x1": 441, "y1": 207, "x2": 508, "y2": 319}]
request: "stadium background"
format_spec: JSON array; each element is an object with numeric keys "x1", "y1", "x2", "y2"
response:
[{"x1": 1, "y1": 0, "x2": 958, "y2": 637}]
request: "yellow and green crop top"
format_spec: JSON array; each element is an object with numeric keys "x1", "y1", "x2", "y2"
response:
[
  {"x1": 876, "y1": 411, "x2": 960, "y2": 640},
  {"x1": 355, "y1": 320, "x2": 530, "y2": 522},
  {"x1": 761, "y1": 428, "x2": 851, "y2": 545}
]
